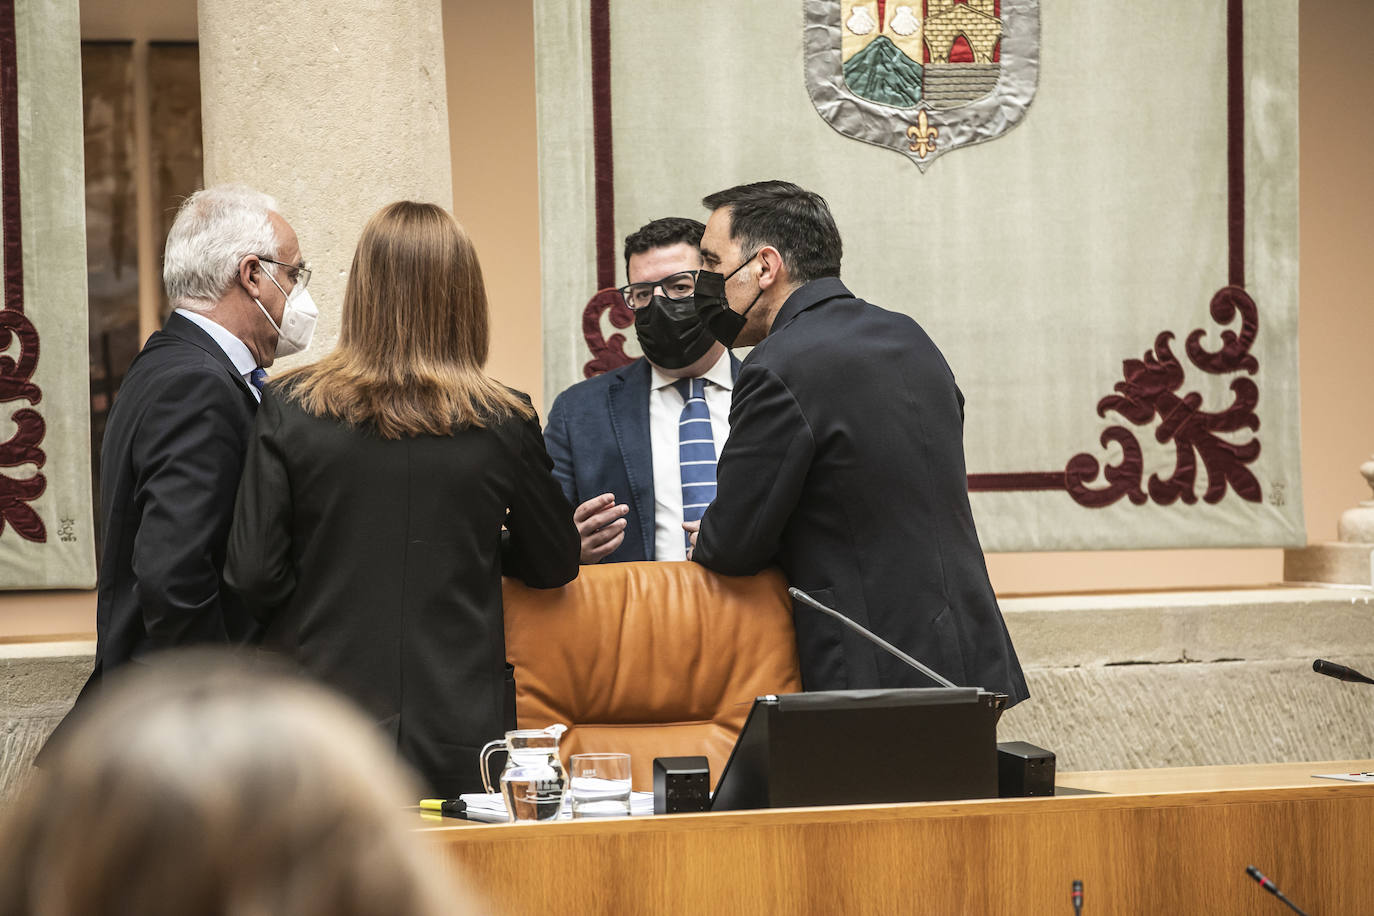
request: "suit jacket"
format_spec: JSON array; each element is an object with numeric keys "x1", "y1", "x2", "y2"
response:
[
  {"x1": 544, "y1": 354, "x2": 740, "y2": 562},
  {"x1": 77, "y1": 312, "x2": 261, "y2": 699},
  {"x1": 693, "y1": 279, "x2": 1029, "y2": 704},
  {"x1": 224, "y1": 383, "x2": 580, "y2": 797}
]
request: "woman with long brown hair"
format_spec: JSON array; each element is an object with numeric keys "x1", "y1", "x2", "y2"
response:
[{"x1": 225, "y1": 201, "x2": 578, "y2": 796}]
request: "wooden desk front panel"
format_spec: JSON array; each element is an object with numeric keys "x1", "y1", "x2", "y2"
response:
[{"x1": 428, "y1": 770, "x2": 1374, "y2": 915}]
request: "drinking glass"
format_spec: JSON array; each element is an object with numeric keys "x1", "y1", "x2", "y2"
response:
[{"x1": 569, "y1": 753, "x2": 632, "y2": 818}]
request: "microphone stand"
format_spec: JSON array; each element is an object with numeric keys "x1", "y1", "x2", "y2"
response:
[
  {"x1": 787, "y1": 586, "x2": 959, "y2": 689},
  {"x1": 1313, "y1": 658, "x2": 1374, "y2": 685},
  {"x1": 1245, "y1": 866, "x2": 1311, "y2": 916}
]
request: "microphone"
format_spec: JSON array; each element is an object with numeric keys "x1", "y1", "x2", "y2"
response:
[
  {"x1": 1245, "y1": 865, "x2": 1310, "y2": 916},
  {"x1": 1071, "y1": 879, "x2": 1083, "y2": 914},
  {"x1": 1313, "y1": 658, "x2": 1374, "y2": 685},
  {"x1": 787, "y1": 586, "x2": 959, "y2": 689}
]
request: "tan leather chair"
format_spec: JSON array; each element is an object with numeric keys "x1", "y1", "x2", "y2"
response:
[{"x1": 503, "y1": 561, "x2": 802, "y2": 791}]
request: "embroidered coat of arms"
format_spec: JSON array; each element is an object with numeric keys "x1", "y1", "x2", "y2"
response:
[{"x1": 805, "y1": 0, "x2": 1039, "y2": 169}]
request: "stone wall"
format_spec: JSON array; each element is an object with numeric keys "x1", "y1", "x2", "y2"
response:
[
  {"x1": 4, "y1": 586, "x2": 1372, "y2": 802},
  {"x1": 1, "y1": 641, "x2": 93, "y2": 804},
  {"x1": 998, "y1": 587, "x2": 1374, "y2": 770}
]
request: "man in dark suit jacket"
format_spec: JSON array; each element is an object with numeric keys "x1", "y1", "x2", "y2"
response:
[
  {"x1": 546, "y1": 218, "x2": 739, "y2": 563},
  {"x1": 689, "y1": 181, "x2": 1028, "y2": 703},
  {"x1": 60, "y1": 185, "x2": 311, "y2": 721}
]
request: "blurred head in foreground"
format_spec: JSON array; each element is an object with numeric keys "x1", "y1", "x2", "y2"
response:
[{"x1": 0, "y1": 652, "x2": 472, "y2": 916}]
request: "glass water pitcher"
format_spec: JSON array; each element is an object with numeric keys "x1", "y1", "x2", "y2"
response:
[{"x1": 479, "y1": 724, "x2": 568, "y2": 822}]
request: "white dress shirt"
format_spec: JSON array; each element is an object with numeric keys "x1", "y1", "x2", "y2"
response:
[
  {"x1": 648, "y1": 351, "x2": 733, "y2": 561},
  {"x1": 175, "y1": 308, "x2": 262, "y2": 402}
]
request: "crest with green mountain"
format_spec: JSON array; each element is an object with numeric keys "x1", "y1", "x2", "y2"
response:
[{"x1": 843, "y1": 35, "x2": 923, "y2": 108}]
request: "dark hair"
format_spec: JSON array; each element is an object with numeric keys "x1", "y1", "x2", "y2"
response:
[
  {"x1": 701, "y1": 181, "x2": 842, "y2": 284},
  {"x1": 623, "y1": 217, "x2": 705, "y2": 273}
]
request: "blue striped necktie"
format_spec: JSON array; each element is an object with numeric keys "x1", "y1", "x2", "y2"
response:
[{"x1": 676, "y1": 377, "x2": 717, "y2": 551}]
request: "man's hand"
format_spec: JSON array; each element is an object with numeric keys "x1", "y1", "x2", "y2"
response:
[
  {"x1": 683, "y1": 519, "x2": 701, "y2": 560},
  {"x1": 575, "y1": 493, "x2": 629, "y2": 564}
]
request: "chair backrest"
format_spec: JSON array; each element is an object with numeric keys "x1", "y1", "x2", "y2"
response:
[{"x1": 503, "y1": 561, "x2": 802, "y2": 791}]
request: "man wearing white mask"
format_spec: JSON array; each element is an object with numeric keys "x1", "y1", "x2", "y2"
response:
[{"x1": 52, "y1": 185, "x2": 315, "y2": 743}]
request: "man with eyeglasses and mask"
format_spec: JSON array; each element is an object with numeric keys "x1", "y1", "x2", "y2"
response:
[
  {"x1": 47, "y1": 185, "x2": 317, "y2": 753},
  {"x1": 686, "y1": 180, "x2": 1028, "y2": 704},
  {"x1": 545, "y1": 217, "x2": 740, "y2": 563}
]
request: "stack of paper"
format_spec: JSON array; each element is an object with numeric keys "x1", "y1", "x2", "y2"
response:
[
  {"x1": 1313, "y1": 772, "x2": 1374, "y2": 783},
  {"x1": 457, "y1": 791, "x2": 655, "y2": 823}
]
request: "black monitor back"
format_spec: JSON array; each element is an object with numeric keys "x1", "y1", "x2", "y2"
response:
[{"x1": 709, "y1": 688, "x2": 1000, "y2": 811}]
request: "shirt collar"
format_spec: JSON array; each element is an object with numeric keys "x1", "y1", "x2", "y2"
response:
[
  {"x1": 648, "y1": 348, "x2": 733, "y2": 393},
  {"x1": 174, "y1": 308, "x2": 259, "y2": 379}
]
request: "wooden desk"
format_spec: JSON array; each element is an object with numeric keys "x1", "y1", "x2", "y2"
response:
[{"x1": 423, "y1": 760, "x2": 1374, "y2": 914}]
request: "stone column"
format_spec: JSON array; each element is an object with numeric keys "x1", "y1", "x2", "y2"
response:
[{"x1": 196, "y1": 0, "x2": 454, "y2": 367}]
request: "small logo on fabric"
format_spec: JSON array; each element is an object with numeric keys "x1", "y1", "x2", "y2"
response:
[
  {"x1": 58, "y1": 518, "x2": 77, "y2": 542},
  {"x1": 805, "y1": 0, "x2": 1039, "y2": 170}
]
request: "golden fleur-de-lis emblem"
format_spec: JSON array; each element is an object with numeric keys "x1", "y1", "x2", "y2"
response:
[{"x1": 906, "y1": 110, "x2": 938, "y2": 159}]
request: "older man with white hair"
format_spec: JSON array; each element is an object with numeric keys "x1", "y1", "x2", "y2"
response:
[{"x1": 59, "y1": 185, "x2": 314, "y2": 726}]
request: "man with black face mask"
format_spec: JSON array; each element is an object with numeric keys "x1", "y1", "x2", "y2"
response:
[
  {"x1": 545, "y1": 217, "x2": 741, "y2": 563},
  {"x1": 687, "y1": 181, "x2": 1028, "y2": 705}
]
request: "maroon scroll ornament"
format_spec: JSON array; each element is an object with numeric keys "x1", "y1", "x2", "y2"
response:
[
  {"x1": 0, "y1": 0, "x2": 47, "y2": 543},
  {"x1": 581, "y1": 288, "x2": 636, "y2": 378},
  {"x1": 967, "y1": 0, "x2": 1259, "y2": 508},
  {"x1": 1059, "y1": 286, "x2": 1261, "y2": 508}
]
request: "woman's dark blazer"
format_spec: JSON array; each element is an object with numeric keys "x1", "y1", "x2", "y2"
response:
[{"x1": 225, "y1": 383, "x2": 579, "y2": 796}]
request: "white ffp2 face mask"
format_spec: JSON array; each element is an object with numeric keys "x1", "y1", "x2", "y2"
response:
[{"x1": 255, "y1": 268, "x2": 319, "y2": 359}]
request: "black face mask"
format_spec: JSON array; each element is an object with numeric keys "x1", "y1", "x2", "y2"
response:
[
  {"x1": 693, "y1": 252, "x2": 762, "y2": 348},
  {"x1": 633, "y1": 294, "x2": 718, "y2": 370}
]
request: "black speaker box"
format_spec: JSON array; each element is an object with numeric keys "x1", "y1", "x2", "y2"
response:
[
  {"x1": 653, "y1": 755, "x2": 711, "y2": 814},
  {"x1": 997, "y1": 741, "x2": 1056, "y2": 797}
]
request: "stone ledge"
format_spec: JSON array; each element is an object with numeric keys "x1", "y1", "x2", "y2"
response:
[
  {"x1": 1284, "y1": 542, "x2": 1374, "y2": 586},
  {"x1": 0, "y1": 638, "x2": 96, "y2": 659},
  {"x1": 1001, "y1": 585, "x2": 1374, "y2": 668}
]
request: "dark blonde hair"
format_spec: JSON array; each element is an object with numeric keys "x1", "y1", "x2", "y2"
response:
[
  {"x1": 0, "y1": 652, "x2": 476, "y2": 916},
  {"x1": 284, "y1": 201, "x2": 532, "y2": 438}
]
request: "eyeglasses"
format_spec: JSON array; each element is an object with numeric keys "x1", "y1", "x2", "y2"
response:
[
  {"x1": 617, "y1": 270, "x2": 699, "y2": 311},
  {"x1": 257, "y1": 256, "x2": 312, "y2": 291}
]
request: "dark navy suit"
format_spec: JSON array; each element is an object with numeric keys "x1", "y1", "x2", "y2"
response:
[
  {"x1": 693, "y1": 279, "x2": 1028, "y2": 702},
  {"x1": 544, "y1": 355, "x2": 740, "y2": 562},
  {"x1": 43, "y1": 313, "x2": 260, "y2": 761}
]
